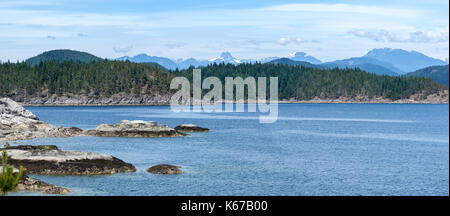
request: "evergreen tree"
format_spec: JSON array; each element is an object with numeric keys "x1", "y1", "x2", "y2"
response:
[{"x1": 0, "y1": 151, "x2": 25, "y2": 196}]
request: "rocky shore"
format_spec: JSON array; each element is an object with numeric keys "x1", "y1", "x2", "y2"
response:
[
  {"x1": 16, "y1": 93, "x2": 173, "y2": 106},
  {"x1": 1, "y1": 98, "x2": 83, "y2": 141},
  {"x1": 16, "y1": 175, "x2": 72, "y2": 194},
  {"x1": 1, "y1": 145, "x2": 136, "y2": 175},
  {"x1": 0, "y1": 97, "x2": 200, "y2": 195},
  {"x1": 2, "y1": 97, "x2": 195, "y2": 140},
  {"x1": 14, "y1": 90, "x2": 450, "y2": 106}
]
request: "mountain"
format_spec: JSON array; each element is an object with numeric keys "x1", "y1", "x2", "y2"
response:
[
  {"x1": 175, "y1": 58, "x2": 211, "y2": 69},
  {"x1": 364, "y1": 48, "x2": 447, "y2": 73},
  {"x1": 268, "y1": 58, "x2": 323, "y2": 69},
  {"x1": 209, "y1": 52, "x2": 241, "y2": 64},
  {"x1": 322, "y1": 57, "x2": 401, "y2": 76},
  {"x1": 407, "y1": 64, "x2": 449, "y2": 86},
  {"x1": 26, "y1": 49, "x2": 101, "y2": 66},
  {"x1": 287, "y1": 52, "x2": 322, "y2": 64},
  {"x1": 259, "y1": 57, "x2": 280, "y2": 63},
  {"x1": 116, "y1": 54, "x2": 178, "y2": 70}
]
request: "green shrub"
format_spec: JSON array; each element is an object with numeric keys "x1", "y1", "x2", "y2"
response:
[{"x1": 0, "y1": 150, "x2": 25, "y2": 196}]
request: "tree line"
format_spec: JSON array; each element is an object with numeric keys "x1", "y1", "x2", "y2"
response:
[{"x1": 0, "y1": 60, "x2": 447, "y2": 101}]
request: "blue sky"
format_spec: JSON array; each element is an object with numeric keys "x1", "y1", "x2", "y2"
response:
[{"x1": 0, "y1": 0, "x2": 448, "y2": 62}]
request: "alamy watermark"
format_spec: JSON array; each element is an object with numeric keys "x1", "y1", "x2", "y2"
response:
[{"x1": 170, "y1": 69, "x2": 278, "y2": 123}]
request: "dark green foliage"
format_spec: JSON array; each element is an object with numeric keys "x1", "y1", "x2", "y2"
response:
[
  {"x1": 25, "y1": 49, "x2": 102, "y2": 66},
  {"x1": 268, "y1": 58, "x2": 324, "y2": 69},
  {"x1": 177, "y1": 63, "x2": 447, "y2": 100},
  {"x1": 407, "y1": 64, "x2": 449, "y2": 86},
  {"x1": 1, "y1": 150, "x2": 25, "y2": 196},
  {"x1": 0, "y1": 60, "x2": 446, "y2": 101},
  {"x1": 0, "y1": 60, "x2": 174, "y2": 99}
]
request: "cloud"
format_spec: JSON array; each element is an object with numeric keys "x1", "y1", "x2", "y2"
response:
[
  {"x1": 260, "y1": 3, "x2": 424, "y2": 18},
  {"x1": 46, "y1": 35, "x2": 56, "y2": 40},
  {"x1": 408, "y1": 31, "x2": 449, "y2": 43},
  {"x1": 113, "y1": 45, "x2": 133, "y2": 53},
  {"x1": 245, "y1": 40, "x2": 264, "y2": 46},
  {"x1": 278, "y1": 37, "x2": 308, "y2": 46},
  {"x1": 77, "y1": 33, "x2": 87, "y2": 37},
  {"x1": 348, "y1": 29, "x2": 449, "y2": 43},
  {"x1": 164, "y1": 42, "x2": 187, "y2": 49}
]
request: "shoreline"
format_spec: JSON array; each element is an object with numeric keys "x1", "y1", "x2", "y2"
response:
[{"x1": 21, "y1": 100, "x2": 449, "y2": 107}]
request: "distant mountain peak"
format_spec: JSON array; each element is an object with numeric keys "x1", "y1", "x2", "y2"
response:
[
  {"x1": 210, "y1": 51, "x2": 240, "y2": 63},
  {"x1": 286, "y1": 51, "x2": 322, "y2": 64},
  {"x1": 288, "y1": 52, "x2": 307, "y2": 58},
  {"x1": 134, "y1": 53, "x2": 150, "y2": 57},
  {"x1": 364, "y1": 48, "x2": 447, "y2": 73},
  {"x1": 220, "y1": 51, "x2": 234, "y2": 59}
]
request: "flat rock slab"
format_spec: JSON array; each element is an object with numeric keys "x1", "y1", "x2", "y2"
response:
[
  {"x1": 1, "y1": 145, "x2": 136, "y2": 175},
  {"x1": 147, "y1": 164, "x2": 183, "y2": 174},
  {"x1": 86, "y1": 120, "x2": 186, "y2": 138},
  {"x1": 174, "y1": 124, "x2": 210, "y2": 132}
]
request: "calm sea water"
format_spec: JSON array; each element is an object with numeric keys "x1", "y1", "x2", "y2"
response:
[{"x1": 8, "y1": 104, "x2": 449, "y2": 196}]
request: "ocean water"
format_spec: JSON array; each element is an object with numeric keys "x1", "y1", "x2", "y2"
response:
[{"x1": 8, "y1": 104, "x2": 449, "y2": 196}]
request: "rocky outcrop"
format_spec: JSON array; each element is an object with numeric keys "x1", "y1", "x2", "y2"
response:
[
  {"x1": 175, "y1": 124, "x2": 210, "y2": 132},
  {"x1": 16, "y1": 175, "x2": 71, "y2": 194},
  {"x1": 18, "y1": 93, "x2": 173, "y2": 106},
  {"x1": 0, "y1": 98, "x2": 84, "y2": 141},
  {"x1": 1, "y1": 145, "x2": 136, "y2": 175},
  {"x1": 146, "y1": 164, "x2": 183, "y2": 174},
  {"x1": 86, "y1": 120, "x2": 186, "y2": 138}
]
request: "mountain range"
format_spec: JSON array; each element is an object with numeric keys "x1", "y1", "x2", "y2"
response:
[{"x1": 114, "y1": 48, "x2": 447, "y2": 76}]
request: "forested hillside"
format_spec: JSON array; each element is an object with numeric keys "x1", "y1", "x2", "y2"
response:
[
  {"x1": 25, "y1": 49, "x2": 102, "y2": 66},
  {"x1": 407, "y1": 65, "x2": 449, "y2": 86},
  {"x1": 0, "y1": 60, "x2": 174, "y2": 99},
  {"x1": 177, "y1": 63, "x2": 447, "y2": 101},
  {"x1": 0, "y1": 60, "x2": 447, "y2": 104}
]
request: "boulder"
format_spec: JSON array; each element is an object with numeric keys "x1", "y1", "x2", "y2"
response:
[
  {"x1": 146, "y1": 164, "x2": 183, "y2": 174},
  {"x1": 174, "y1": 124, "x2": 210, "y2": 132},
  {"x1": 86, "y1": 120, "x2": 186, "y2": 138},
  {"x1": 1, "y1": 145, "x2": 136, "y2": 175}
]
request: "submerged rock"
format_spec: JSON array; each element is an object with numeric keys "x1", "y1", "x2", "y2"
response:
[
  {"x1": 1, "y1": 145, "x2": 136, "y2": 175},
  {"x1": 146, "y1": 164, "x2": 183, "y2": 174},
  {"x1": 174, "y1": 124, "x2": 210, "y2": 132},
  {"x1": 0, "y1": 98, "x2": 84, "y2": 141},
  {"x1": 86, "y1": 120, "x2": 186, "y2": 138}
]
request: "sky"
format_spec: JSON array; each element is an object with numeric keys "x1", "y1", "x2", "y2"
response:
[{"x1": 0, "y1": 0, "x2": 448, "y2": 62}]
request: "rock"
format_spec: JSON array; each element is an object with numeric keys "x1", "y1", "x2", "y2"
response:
[
  {"x1": 86, "y1": 120, "x2": 186, "y2": 138},
  {"x1": 1, "y1": 145, "x2": 137, "y2": 175},
  {"x1": 16, "y1": 175, "x2": 72, "y2": 194},
  {"x1": 0, "y1": 98, "x2": 84, "y2": 141},
  {"x1": 0, "y1": 98, "x2": 39, "y2": 125},
  {"x1": 174, "y1": 124, "x2": 210, "y2": 132},
  {"x1": 146, "y1": 164, "x2": 183, "y2": 174}
]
